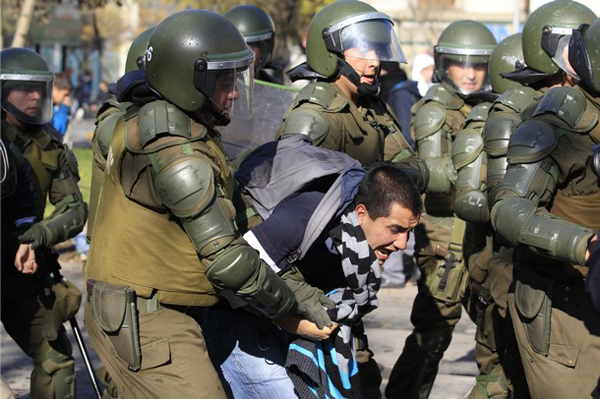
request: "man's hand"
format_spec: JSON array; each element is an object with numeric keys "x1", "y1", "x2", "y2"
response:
[
  {"x1": 18, "y1": 223, "x2": 54, "y2": 250},
  {"x1": 587, "y1": 233, "x2": 599, "y2": 262},
  {"x1": 281, "y1": 269, "x2": 336, "y2": 329},
  {"x1": 14, "y1": 244, "x2": 38, "y2": 274},
  {"x1": 274, "y1": 314, "x2": 338, "y2": 341}
]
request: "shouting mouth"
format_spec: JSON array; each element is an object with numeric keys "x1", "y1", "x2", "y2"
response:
[{"x1": 375, "y1": 248, "x2": 391, "y2": 264}]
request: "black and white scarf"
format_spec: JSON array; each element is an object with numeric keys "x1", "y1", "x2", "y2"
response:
[{"x1": 286, "y1": 209, "x2": 381, "y2": 399}]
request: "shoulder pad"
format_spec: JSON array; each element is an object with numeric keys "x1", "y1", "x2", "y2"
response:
[
  {"x1": 280, "y1": 108, "x2": 329, "y2": 146},
  {"x1": 507, "y1": 120, "x2": 557, "y2": 164},
  {"x1": 413, "y1": 102, "x2": 446, "y2": 140},
  {"x1": 495, "y1": 87, "x2": 537, "y2": 114},
  {"x1": 452, "y1": 128, "x2": 484, "y2": 169},
  {"x1": 137, "y1": 100, "x2": 191, "y2": 147},
  {"x1": 464, "y1": 103, "x2": 491, "y2": 125},
  {"x1": 94, "y1": 109, "x2": 124, "y2": 158},
  {"x1": 532, "y1": 86, "x2": 598, "y2": 132},
  {"x1": 483, "y1": 111, "x2": 523, "y2": 157},
  {"x1": 296, "y1": 82, "x2": 347, "y2": 112},
  {"x1": 96, "y1": 98, "x2": 129, "y2": 118},
  {"x1": 422, "y1": 83, "x2": 464, "y2": 110}
]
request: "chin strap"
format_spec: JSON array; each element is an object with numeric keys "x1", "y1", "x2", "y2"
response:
[
  {"x1": 198, "y1": 99, "x2": 231, "y2": 127},
  {"x1": 337, "y1": 58, "x2": 380, "y2": 97}
]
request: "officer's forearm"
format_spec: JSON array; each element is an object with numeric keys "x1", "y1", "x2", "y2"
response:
[
  {"x1": 45, "y1": 198, "x2": 88, "y2": 244},
  {"x1": 491, "y1": 197, "x2": 594, "y2": 265}
]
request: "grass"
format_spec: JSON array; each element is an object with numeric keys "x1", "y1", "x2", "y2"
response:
[{"x1": 44, "y1": 147, "x2": 93, "y2": 218}]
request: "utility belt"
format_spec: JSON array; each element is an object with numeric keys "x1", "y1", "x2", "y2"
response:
[{"x1": 86, "y1": 279, "x2": 199, "y2": 371}]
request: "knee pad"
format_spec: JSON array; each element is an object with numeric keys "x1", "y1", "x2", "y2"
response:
[{"x1": 32, "y1": 346, "x2": 76, "y2": 399}]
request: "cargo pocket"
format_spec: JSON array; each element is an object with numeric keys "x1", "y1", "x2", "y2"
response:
[
  {"x1": 514, "y1": 269, "x2": 552, "y2": 356},
  {"x1": 139, "y1": 336, "x2": 171, "y2": 370}
]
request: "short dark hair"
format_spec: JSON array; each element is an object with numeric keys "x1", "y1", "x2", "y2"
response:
[
  {"x1": 355, "y1": 163, "x2": 422, "y2": 220},
  {"x1": 54, "y1": 72, "x2": 72, "y2": 91}
]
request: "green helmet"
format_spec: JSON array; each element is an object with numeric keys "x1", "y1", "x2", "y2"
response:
[
  {"x1": 489, "y1": 33, "x2": 526, "y2": 94},
  {"x1": 145, "y1": 10, "x2": 254, "y2": 124},
  {"x1": 569, "y1": 18, "x2": 600, "y2": 94},
  {"x1": 125, "y1": 27, "x2": 154, "y2": 73},
  {"x1": 304, "y1": 0, "x2": 405, "y2": 95},
  {"x1": 224, "y1": 5, "x2": 275, "y2": 72},
  {"x1": 1, "y1": 47, "x2": 54, "y2": 125},
  {"x1": 434, "y1": 20, "x2": 497, "y2": 95},
  {"x1": 520, "y1": 0, "x2": 596, "y2": 78}
]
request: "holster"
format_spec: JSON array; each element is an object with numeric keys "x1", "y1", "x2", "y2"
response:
[
  {"x1": 40, "y1": 278, "x2": 82, "y2": 342},
  {"x1": 514, "y1": 268, "x2": 553, "y2": 356},
  {"x1": 428, "y1": 243, "x2": 469, "y2": 305},
  {"x1": 87, "y1": 279, "x2": 142, "y2": 371}
]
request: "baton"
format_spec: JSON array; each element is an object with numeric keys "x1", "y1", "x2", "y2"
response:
[{"x1": 69, "y1": 316, "x2": 103, "y2": 399}]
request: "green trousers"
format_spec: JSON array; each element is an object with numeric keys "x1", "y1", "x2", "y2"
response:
[
  {"x1": 85, "y1": 302, "x2": 226, "y2": 399},
  {"x1": 508, "y1": 271, "x2": 600, "y2": 398}
]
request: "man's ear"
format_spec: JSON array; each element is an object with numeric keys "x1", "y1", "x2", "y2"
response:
[{"x1": 355, "y1": 203, "x2": 368, "y2": 225}]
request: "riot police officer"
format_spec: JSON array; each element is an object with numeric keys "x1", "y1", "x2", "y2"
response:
[
  {"x1": 84, "y1": 10, "x2": 333, "y2": 398},
  {"x1": 1, "y1": 47, "x2": 87, "y2": 399},
  {"x1": 224, "y1": 4, "x2": 282, "y2": 84},
  {"x1": 386, "y1": 20, "x2": 497, "y2": 399},
  {"x1": 490, "y1": 4, "x2": 600, "y2": 395}
]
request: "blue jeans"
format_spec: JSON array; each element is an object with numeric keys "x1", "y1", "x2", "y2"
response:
[{"x1": 195, "y1": 307, "x2": 296, "y2": 399}]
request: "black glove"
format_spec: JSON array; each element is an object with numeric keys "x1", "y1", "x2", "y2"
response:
[
  {"x1": 19, "y1": 223, "x2": 55, "y2": 250},
  {"x1": 282, "y1": 268, "x2": 335, "y2": 329}
]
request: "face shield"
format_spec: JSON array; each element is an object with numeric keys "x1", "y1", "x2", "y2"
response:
[
  {"x1": 1, "y1": 74, "x2": 53, "y2": 125},
  {"x1": 569, "y1": 24, "x2": 597, "y2": 93},
  {"x1": 542, "y1": 24, "x2": 582, "y2": 80},
  {"x1": 324, "y1": 13, "x2": 406, "y2": 64},
  {"x1": 246, "y1": 32, "x2": 275, "y2": 72},
  {"x1": 194, "y1": 51, "x2": 255, "y2": 123},
  {"x1": 435, "y1": 48, "x2": 492, "y2": 95}
]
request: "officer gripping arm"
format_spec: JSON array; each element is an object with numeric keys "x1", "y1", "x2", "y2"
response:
[{"x1": 490, "y1": 89, "x2": 597, "y2": 265}]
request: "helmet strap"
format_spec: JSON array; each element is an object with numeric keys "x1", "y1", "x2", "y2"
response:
[
  {"x1": 198, "y1": 99, "x2": 231, "y2": 127},
  {"x1": 337, "y1": 58, "x2": 379, "y2": 97}
]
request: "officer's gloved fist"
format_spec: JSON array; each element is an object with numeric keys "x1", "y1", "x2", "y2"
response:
[
  {"x1": 18, "y1": 223, "x2": 55, "y2": 250},
  {"x1": 281, "y1": 268, "x2": 335, "y2": 329}
]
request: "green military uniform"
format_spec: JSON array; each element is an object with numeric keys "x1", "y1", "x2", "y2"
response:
[
  {"x1": 485, "y1": 3, "x2": 597, "y2": 397},
  {"x1": 386, "y1": 19, "x2": 498, "y2": 399},
  {"x1": 491, "y1": 84, "x2": 600, "y2": 398},
  {"x1": 1, "y1": 47, "x2": 87, "y2": 399},
  {"x1": 84, "y1": 11, "x2": 334, "y2": 399},
  {"x1": 277, "y1": 80, "x2": 417, "y2": 167},
  {"x1": 1, "y1": 120, "x2": 86, "y2": 399}
]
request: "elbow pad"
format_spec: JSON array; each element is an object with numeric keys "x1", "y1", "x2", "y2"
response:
[
  {"x1": 492, "y1": 198, "x2": 593, "y2": 265},
  {"x1": 45, "y1": 196, "x2": 88, "y2": 243},
  {"x1": 205, "y1": 245, "x2": 297, "y2": 318}
]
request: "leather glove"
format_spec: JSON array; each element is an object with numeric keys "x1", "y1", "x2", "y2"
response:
[
  {"x1": 281, "y1": 268, "x2": 335, "y2": 329},
  {"x1": 19, "y1": 223, "x2": 55, "y2": 250}
]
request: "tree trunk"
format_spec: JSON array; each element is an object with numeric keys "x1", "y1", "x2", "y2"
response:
[{"x1": 11, "y1": 0, "x2": 36, "y2": 47}]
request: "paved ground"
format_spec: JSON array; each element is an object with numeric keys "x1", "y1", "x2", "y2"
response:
[{"x1": 1, "y1": 254, "x2": 477, "y2": 399}]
